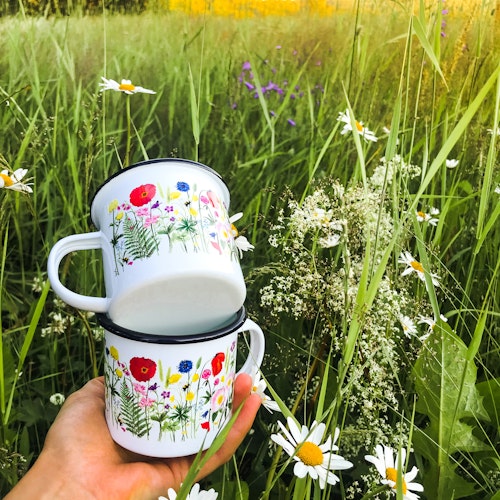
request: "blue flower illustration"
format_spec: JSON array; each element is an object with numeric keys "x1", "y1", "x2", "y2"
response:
[
  {"x1": 178, "y1": 360, "x2": 193, "y2": 373},
  {"x1": 177, "y1": 181, "x2": 190, "y2": 192}
]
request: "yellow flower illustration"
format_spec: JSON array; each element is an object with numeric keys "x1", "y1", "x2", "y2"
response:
[
  {"x1": 110, "y1": 346, "x2": 119, "y2": 360},
  {"x1": 108, "y1": 199, "x2": 119, "y2": 212},
  {"x1": 168, "y1": 373, "x2": 182, "y2": 384}
]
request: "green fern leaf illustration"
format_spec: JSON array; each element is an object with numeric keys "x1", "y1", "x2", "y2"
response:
[
  {"x1": 123, "y1": 220, "x2": 159, "y2": 260},
  {"x1": 120, "y1": 382, "x2": 151, "y2": 437}
]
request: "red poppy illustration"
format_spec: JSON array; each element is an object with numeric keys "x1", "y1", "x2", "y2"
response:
[
  {"x1": 129, "y1": 357, "x2": 157, "y2": 382},
  {"x1": 129, "y1": 184, "x2": 156, "y2": 207},
  {"x1": 201, "y1": 421, "x2": 210, "y2": 431},
  {"x1": 211, "y1": 352, "x2": 225, "y2": 376}
]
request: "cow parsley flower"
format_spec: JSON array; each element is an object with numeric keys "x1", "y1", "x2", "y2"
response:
[
  {"x1": 445, "y1": 158, "x2": 459, "y2": 169},
  {"x1": 365, "y1": 444, "x2": 423, "y2": 499},
  {"x1": 337, "y1": 109, "x2": 377, "y2": 143},
  {"x1": 0, "y1": 168, "x2": 33, "y2": 193},
  {"x1": 49, "y1": 393, "x2": 66, "y2": 406},
  {"x1": 271, "y1": 417, "x2": 353, "y2": 489},
  {"x1": 99, "y1": 77, "x2": 156, "y2": 95}
]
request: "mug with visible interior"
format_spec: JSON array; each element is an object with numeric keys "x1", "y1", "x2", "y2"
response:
[
  {"x1": 47, "y1": 158, "x2": 246, "y2": 335},
  {"x1": 99, "y1": 308, "x2": 265, "y2": 458}
]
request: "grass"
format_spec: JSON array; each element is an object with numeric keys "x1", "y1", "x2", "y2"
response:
[{"x1": 0, "y1": 1, "x2": 499, "y2": 498}]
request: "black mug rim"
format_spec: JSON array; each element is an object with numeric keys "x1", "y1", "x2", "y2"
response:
[
  {"x1": 97, "y1": 307, "x2": 247, "y2": 344},
  {"x1": 90, "y1": 158, "x2": 228, "y2": 213}
]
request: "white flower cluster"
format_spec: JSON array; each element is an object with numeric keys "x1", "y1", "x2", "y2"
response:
[
  {"x1": 369, "y1": 154, "x2": 421, "y2": 190},
  {"x1": 41, "y1": 298, "x2": 76, "y2": 337},
  {"x1": 259, "y1": 157, "x2": 435, "y2": 455}
]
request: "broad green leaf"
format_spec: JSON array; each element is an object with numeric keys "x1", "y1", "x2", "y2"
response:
[
  {"x1": 211, "y1": 480, "x2": 249, "y2": 500},
  {"x1": 476, "y1": 378, "x2": 500, "y2": 433},
  {"x1": 412, "y1": 320, "x2": 490, "y2": 498}
]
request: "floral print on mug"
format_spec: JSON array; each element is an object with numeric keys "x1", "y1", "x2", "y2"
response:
[
  {"x1": 107, "y1": 180, "x2": 238, "y2": 274},
  {"x1": 104, "y1": 341, "x2": 237, "y2": 442}
]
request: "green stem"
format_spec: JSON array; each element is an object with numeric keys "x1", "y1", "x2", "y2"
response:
[
  {"x1": 360, "y1": 484, "x2": 390, "y2": 500},
  {"x1": 124, "y1": 95, "x2": 131, "y2": 167}
]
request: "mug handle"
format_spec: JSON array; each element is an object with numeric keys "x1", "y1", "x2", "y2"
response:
[
  {"x1": 236, "y1": 318, "x2": 265, "y2": 379},
  {"x1": 47, "y1": 232, "x2": 111, "y2": 312}
]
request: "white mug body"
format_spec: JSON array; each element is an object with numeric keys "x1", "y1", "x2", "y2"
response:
[
  {"x1": 47, "y1": 159, "x2": 246, "y2": 335},
  {"x1": 100, "y1": 308, "x2": 265, "y2": 458}
]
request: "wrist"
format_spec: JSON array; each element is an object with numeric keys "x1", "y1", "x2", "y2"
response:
[{"x1": 5, "y1": 450, "x2": 97, "y2": 500}]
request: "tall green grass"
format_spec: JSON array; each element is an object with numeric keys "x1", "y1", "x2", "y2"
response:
[{"x1": 0, "y1": 2, "x2": 498, "y2": 498}]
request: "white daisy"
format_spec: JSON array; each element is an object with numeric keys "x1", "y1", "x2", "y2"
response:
[
  {"x1": 271, "y1": 417, "x2": 353, "y2": 489},
  {"x1": 399, "y1": 315, "x2": 417, "y2": 338},
  {"x1": 365, "y1": 444, "x2": 424, "y2": 500},
  {"x1": 99, "y1": 77, "x2": 156, "y2": 95},
  {"x1": 398, "y1": 251, "x2": 440, "y2": 287},
  {"x1": 417, "y1": 313, "x2": 448, "y2": 340},
  {"x1": 445, "y1": 158, "x2": 459, "y2": 169},
  {"x1": 337, "y1": 109, "x2": 377, "y2": 143},
  {"x1": 252, "y1": 372, "x2": 281, "y2": 413},
  {"x1": 416, "y1": 207, "x2": 439, "y2": 226},
  {"x1": 0, "y1": 168, "x2": 33, "y2": 193},
  {"x1": 486, "y1": 126, "x2": 500, "y2": 136},
  {"x1": 161, "y1": 483, "x2": 218, "y2": 500},
  {"x1": 229, "y1": 213, "x2": 255, "y2": 258}
]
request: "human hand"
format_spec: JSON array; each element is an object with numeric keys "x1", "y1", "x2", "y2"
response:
[{"x1": 6, "y1": 373, "x2": 261, "y2": 500}]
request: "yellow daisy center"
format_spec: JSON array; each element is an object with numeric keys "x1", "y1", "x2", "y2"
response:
[
  {"x1": 296, "y1": 441, "x2": 323, "y2": 466},
  {"x1": 0, "y1": 173, "x2": 14, "y2": 187},
  {"x1": 355, "y1": 120, "x2": 364, "y2": 132},
  {"x1": 119, "y1": 82, "x2": 136, "y2": 92},
  {"x1": 417, "y1": 211, "x2": 426, "y2": 218},
  {"x1": 410, "y1": 260, "x2": 424, "y2": 273},
  {"x1": 386, "y1": 467, "x2": 407, "y2": 494}
]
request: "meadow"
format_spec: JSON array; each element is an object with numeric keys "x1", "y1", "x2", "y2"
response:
[{"x1": 0, "y1": 0, "x2": 499, "y2": 498}]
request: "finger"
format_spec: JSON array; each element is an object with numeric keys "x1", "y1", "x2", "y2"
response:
[{"x1": 232, "y1": 372, "x2": 253, "y2": 410}]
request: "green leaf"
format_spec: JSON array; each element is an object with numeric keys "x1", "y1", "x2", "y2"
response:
[
  {"x1": 211, "y1": 480, "x2": 249, "y2": 500},
  {"x1": 123, "y1": 221, "x2": 159, "y2": 260},
  {"x1": 412, "y1": 320, "x2": 490, "y2": 498},
  {"x1": 119, "y1": 382, "x2": 150, "y2": 438},
  {"x1": 411, "y1": 15, "x2": 447, "y2": 87},
  {"x1": 476, "y1": 378, "x2": 500, "y2": 432}
]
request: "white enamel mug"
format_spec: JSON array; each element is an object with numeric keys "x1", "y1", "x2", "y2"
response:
[
  {"x1": 100, "y1": 307, "x2": 264, "y2": 458},
  {"x1": 47, "y1": 158, "x2": 246, "y2": 335}
]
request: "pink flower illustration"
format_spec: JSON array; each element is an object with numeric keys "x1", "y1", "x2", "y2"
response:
[
  {"x1": 136, "y1": 206, "x2": 150, "y2": 217},
  {"x1": 133, "y1": 383, "x2": 147, "y2": 395},
  {"x1": 211, "y1": 387, "x2": 228, "y2": 412},
  {"x1": 139, "y1": 396, "x2": 154, "y2": 408},
  {"x1": 143, "y1": 215, "x2": 159, "y2": 227}
]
